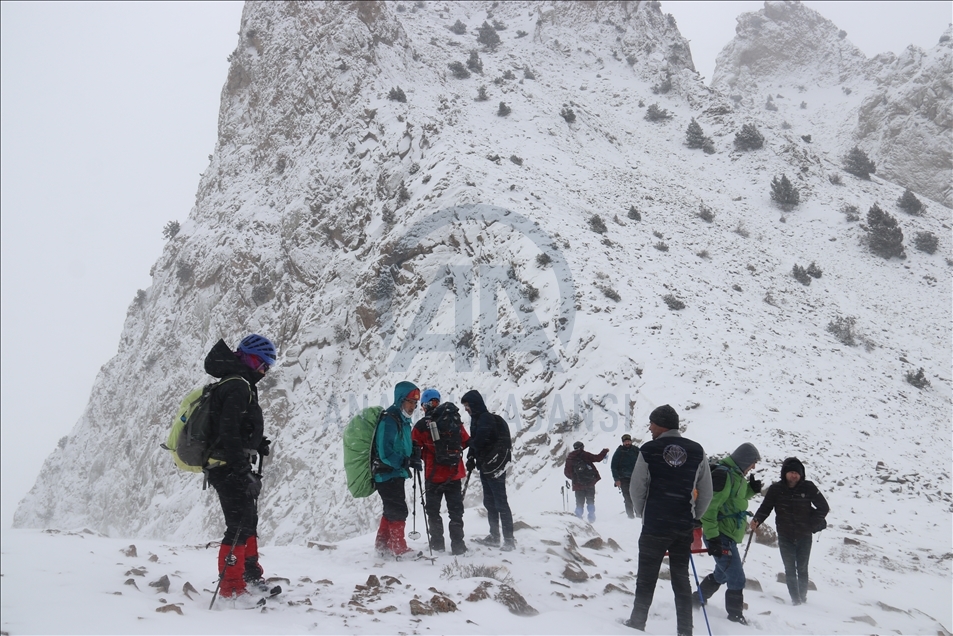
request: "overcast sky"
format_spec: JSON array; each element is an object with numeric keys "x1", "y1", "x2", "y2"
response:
[{"x1": 1, "y1": 1, "x2": 949, "y2": 530}]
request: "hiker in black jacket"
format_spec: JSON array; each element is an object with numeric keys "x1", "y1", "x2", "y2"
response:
[
  {"x1": 564, "y1": 442, "x2": 609, "y2": 522},
  {"x1": 751, "y1": 457, "x2": 829, "y2": 605},
  {"x1": 611, "y1": 434, "x2": 639, "y2": 518},
  {"x1": 462, "y1": 389, "x2": 515, "y2": 551},
  {"x1": 204, "y1": 334, "x2": 276, "y2": 599}
]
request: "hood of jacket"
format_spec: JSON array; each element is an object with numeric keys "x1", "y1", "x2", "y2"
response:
[
  {"x1": 204, "y1": 339, "x2": 262, "y2": 386},
  {"x1": 780, "y1": 457, "x2": 806, "y2": 481},
  {"x1": 392, "y1": 381, "x2": 419, "y2": 409},
  {"x1": 461, "y1": 389, "x2": 488, "y2": 415}
]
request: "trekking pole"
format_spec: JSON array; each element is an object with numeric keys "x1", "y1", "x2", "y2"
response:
[
  {"x1": 209, "y1": 512, "x2": 248, "y2": 610},
  {"x1": 461, "y1": 468, "x2": 473, "y2": 500},
  {"x1": 742, "y1": 525, "x2": 755, "y2": 565},
  {"x1": 415, "y1": 469, "x2": 433, "y2": 557},
  {"x1": 408, "y1": 467, "x2": 421, "y2": 541},
  {"x1": 689, "y1": 553, "x2": 713, "y2": 636}
]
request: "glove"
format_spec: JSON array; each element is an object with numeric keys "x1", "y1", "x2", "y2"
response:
[
  {"x1": 748, "y1": 474, "x2": 763, "y2": 494},
  {"x1": 244, "y1": 472, "x2": 262, "y2": 499},
  {"x1": 410, "y1": 457, "x2": 424, "y2": 472},
  {"x1": 706, "y1": 535, "x2": 728, "y2": 558},
  {"x1": 466, "y1": 457, "x2": 476, "y2": 472},
  {"x1": 257, "y1": 437, "x2": 271, "y2": 457}
]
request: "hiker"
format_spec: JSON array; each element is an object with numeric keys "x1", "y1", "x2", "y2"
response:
[
  {"x1": 751, "y1": 457, "x2": 829, "y2": 605},
  {"x1": 564, "y1": 441, "x2": 609, "y2": 522},
  {"x1": 411, "y1": 388, "x2": 470, "y2": 555},
  {"x1": 462, "y1": 389, "x2": 515, "y2": 551},
  {"x1": 373, "y1": 381, "x2": 422, "y2": 557},
  {"x1": 204, "y1": 334, "x2": 276, "y2": 599},
  {"x1": 611, "y1": 433, "x2": 639, "y2": 518},
  {"x1": 696, "y1": 442, "x2": 763, "y2": 626},
  {"x1": 625, "y1": 405, "x2": 712, "y2": 636}
]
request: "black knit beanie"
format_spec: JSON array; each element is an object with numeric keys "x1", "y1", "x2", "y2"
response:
[{"x1": 649, "y1": 404, "x2": 679, "y2": 429}]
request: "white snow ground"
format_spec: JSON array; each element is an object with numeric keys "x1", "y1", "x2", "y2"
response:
[{"x1": 2, "y1": 493, "x2": 950, "y2": 635}]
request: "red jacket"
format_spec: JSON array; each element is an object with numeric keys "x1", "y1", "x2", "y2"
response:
[
  {"x1": 564, "y1": 448, "x2": 608, "y2": 491},
  {"x1": 412, "y1": 417, "x2": 470, "y2": 483}
]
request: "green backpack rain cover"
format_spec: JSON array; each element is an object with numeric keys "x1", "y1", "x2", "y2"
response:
[
  {"x1": 162, "y1": 375, "x2": 249, "y2": 473},
  {"x1": 343, "y1": 406, "x2": 384, "y2": 498}
]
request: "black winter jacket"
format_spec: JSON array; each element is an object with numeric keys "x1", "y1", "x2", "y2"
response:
[
  {"x1": 204, "y1": 339, "x2": 264, "y2": 474},
  {"x1": 462, "y1": 390, "x2": 511, "y2": 475},
  {"x1": 611, "y1": 443, "x2": 639, "y2": 481},
  {"x1": 753, "y1": 457, "x2": 829, "y2": 540}
]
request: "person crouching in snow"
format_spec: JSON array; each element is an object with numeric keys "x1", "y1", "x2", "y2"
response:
[
  {"x1": 372, "y1": 381, "x2": 421, "y2": 557},
  {"x1": 564, "y1": 441, "x2": 609, "y2": 522}
]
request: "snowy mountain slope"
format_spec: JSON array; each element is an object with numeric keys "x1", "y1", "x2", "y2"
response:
[
  {"x1": 13, "y1": 2, "x2": 951, "y2": 614},
  {"x1": 712, "y1": 1, "x2": 952, "y2": 207}
]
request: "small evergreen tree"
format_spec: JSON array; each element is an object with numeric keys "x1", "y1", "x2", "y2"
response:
[
  {"x1": 770, "y1": 174, "x2": 800, "y2": 207},
  {"x1": 477, "y1": 21, "x2": 501, "y2": 49},
  {"x1": 467, "y1": 50, "x2": 483, "y2": 74},
  {"x1": 702, "y1": 138, "x2": 715, "y2": 154},
  {"x1": 843, "y1": 146, "x2": 876, "y2": 179},
  {"x1": 560, "y1": 106, "x2": 576, "y2": 123},
  {"x1": 806, "y1": 261, "x2": 822, "y2": 278},
  {"x1": 685, "y1": 118, "x2": 707, "y2": 148},
  {"x1": 448, "y1": 61, "x2": 470, "y2": 79},
  {"x1": 589, "y1": 214, "x2": 608, "y2": 234},
  {"x1": 627, "y1": 205, "x2": 641, "y2": 221},
  {"x1": 866, "y1": 204, "x2": 905, "y2": 259},
  {"x1": 644, "y1": 103, "x2": 671, "y2": 122},
  {"x1": 449, "y1": 19, "x2": 467, "y2": 35},
  {"x1": 914, "y1": 231, "x2": 938, "y2": 254},
  {"x1": 388, "y1": 87, "x2": 407, "y2": 102},
  {"x1": 497, "y1": 101, "x2": 511, "y2": 116},
  {"x1": 162, "y1": 220, "x2": 180, "y2": 240},
  {"x1": 897, "y1": 189, "x2": 924, "y2": 215},
  {"x1": 734, "y1": 124, "x2": 764, "y2": 150},
  {"x1": 475, "y1": 85, "x2": 489, "y2": 101},
  {"x1": 792, "y1": 264, "x2": 811, "y2": 285}
]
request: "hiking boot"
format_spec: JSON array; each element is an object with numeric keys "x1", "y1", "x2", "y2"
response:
[
  {"x1": 725, "y1": 589, "x2": 748, "y2": 625},
  {"x1": 500, "y1": 538, "x2": 516, "y2": 552},
  {"x1": 450, "y1": 541, "x2": 468, "y2": 556},
  {"x1": 727, "y1": 614, "x2": 749, "y2": 626},
  {"x1": 622, "y1": 618, "x2": 645, "y2": 631},
  {"x1": 430, "y1": 538, "x2": 446, "y2": 553},
  {"x1": 473, "y1": 534, "x2": 501, "y2": 547}
]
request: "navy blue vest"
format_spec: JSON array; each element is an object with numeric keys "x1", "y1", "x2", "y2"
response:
[{"x1": 639, "y1": 435, "x2": 705, "y2": 534}]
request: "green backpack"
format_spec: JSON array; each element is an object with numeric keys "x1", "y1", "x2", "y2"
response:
[
  {"x1": 162, "y1": 375, "x2": 249, "y2": 473},
  {"x1": 343, "y1": 406, "x2": 385, "y2": 498}
]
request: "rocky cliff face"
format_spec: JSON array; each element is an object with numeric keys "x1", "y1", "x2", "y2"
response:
[
  {"x1": 713, "y1": 1, "x2": 951, "y2": 207},
  {"x1": 15, "y1": 1, "x2": 951, "y2": 546}
]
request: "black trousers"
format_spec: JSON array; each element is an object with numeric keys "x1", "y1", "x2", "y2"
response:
[
  {"x1": 208, "y1": 467, "x2": 258, "y2": 545},
  {"x1": 424, "y1": 479, "x2": 464, "y2": 544},
  {"x1": 376, "y1": 477, "x2": 408, "y2": 522},
  {"x1": 480, "y1": 471, "x2": 514, "y2": 540},
  {"x1": 619, "y1": 478, "x2": 634, "y2": 516},
  {"x1": 630, "y1": 529, "x2": 694, "y2": 635}
]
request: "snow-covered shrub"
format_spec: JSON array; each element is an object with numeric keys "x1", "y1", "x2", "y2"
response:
[
  {"x1": 516, "y1": 29, "x2": 528, "y2": 38},
  {"x1": 734, "y1": 222, "x2": 750, "y2": 238},
  {"x1": 523, "y1": 282, "x2": 539, "y2": 302},
  {"x1": 492, "y1": 19, "x2": 506, "y2": 31},
  {"x1": 536, "y1": 253, "x2": 552, "y2": 267},
  {"x1": 770, "y1": 174, "x2": 800, "y2": 207},
  {"x1": 497, "y1": 101, "x2": 511, "y2": 116},
  {"x1": 843, "y1": 146, "x2": 876, "y2": 179},
  {"x1": 600, "y1": 285, "x2": 621, "y2": 302},
  {"x1": 662, "y1": 294, "x2": 685, "y2": 310},
  {"x1": 475, "y1": 85, "x2": 489, "y2": 101},
  {"x1": 801, "y1": 135, "x2": 812, "y2": 143},
  {"x1": 467, "y1": 51, "x2": 483, "y2": 74},
  {"x1": 502, "y1": 69, "x2": 516, "y2": 80},
  {"x1": 792, "y1": 264, "x2": 811, "y2": 285},
  {"x1": 477, "y1": 21, "x2": 501, "y2": 48},
  {"x1": 697, "y1": 249, "x2": 710, "y2": 259},
  {"x1": 449, "y1": 20, "x2": 467, "y2": 35},
  {"x1": 897, "y1": 189, "x2": 924, "y2": 215},
  {"x1": 523, "y1": 66, "x2": 535, "y2": 80},
  {"x1": 905, "y1": 367, "x2": 931, "y2": 389},
  {"x1": 697, "y1": 204, "x2": 715, "y2": 223},
  {"x1": 914, "y1": 231, "x2": 938, "y2": 254},
  {"x1": 806, "y1": 261, "x2": 822, "y2": 278},
  {"x1": 734, "y1": 124, "x2": 764, "y2": 150},
  {"x1": 840, "y1": 203, "x2": 859, "y2": 221},
  {"x1": 644, "y1": 103, "x2": 671, "y2": 122},
  {"x1": 589, "y1": 214, "x2": 607, "y2": 234},
  {"x1": 654, "y1": 241, "x2": 669, "y2": 252},
  {"x1": 449, "y1": 61, "x2": 470, "y2": 79},
  {"x1": 865, "y1": 204, "x2": 905, "y2": 259},
  {"x1": 826, "y1": 314, "x2": 857, "y2": 346},
  {"x1": 388, "y1": 87, "x2": 406, "y2": 102},
  {"x1": 765, "y1": 95, "x2": 778, "y2": 111},
  {"x1": 652, "y1": 71, "x2": 672, "y2": 95},
  {"x1": 829, "y1": 173, "x2": 843, "y2": 185},
  {"x1": 560, "y1": 106, "x2": 576, "y2": 123},
  {"x1": 627, "y1": 205, "x2": 641, "y2": 221},
  {"x1": 134, "y1": 289, "x2": 146, "y2": 306}
]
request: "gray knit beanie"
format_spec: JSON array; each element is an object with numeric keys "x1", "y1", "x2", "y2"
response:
[
  {"x1": 730, "y1": 443, "x2": 761, "y2": 470},
  {"x1": 649, "y1": 404, "x2": 679, "y2": 430}
]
